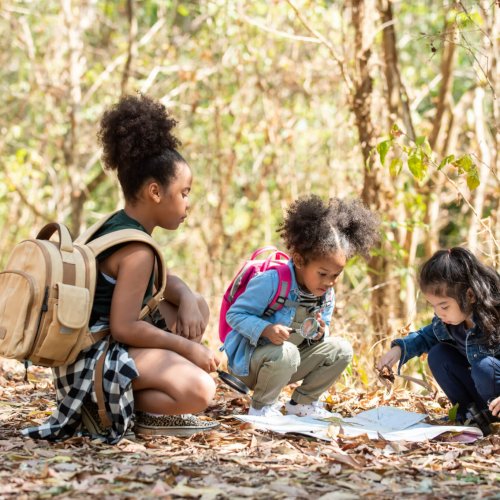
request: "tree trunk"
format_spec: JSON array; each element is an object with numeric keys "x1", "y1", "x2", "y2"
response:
[
  {"x1": 467, "y1": 87, "x2": 491, "y2": 252},
  {"x1": 423, "y1": 19, "x2": 458, "y2": 257},
  {"x1": 378, "y1": 0, "x2": 418, "y2": 319},
  {"x1": 351, "y1": 0, "x2": 394, "y2": 338},
  {"x1": 378, "y1": 0, "x2": 415, "y2": 141},
  {"x1": 429, "y1": 21, "x2": 458, "y2": 155}
]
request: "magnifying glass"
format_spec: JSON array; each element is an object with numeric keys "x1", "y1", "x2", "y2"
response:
[
  {"x1": 216, "y1": 369, "x2": 250, "y2": 395},
  {"x1": 291, "y1": 317, "x2": 320, "y2": 339}
]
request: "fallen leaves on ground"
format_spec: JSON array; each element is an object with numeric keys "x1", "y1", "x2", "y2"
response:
[{"x1": 0, "y1": 360, "x2": 499, "y2": 499}]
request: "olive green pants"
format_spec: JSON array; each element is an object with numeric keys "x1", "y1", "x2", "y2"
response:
[{"x1": 234, "y1": 334, "x2": 353, "y2": 409}]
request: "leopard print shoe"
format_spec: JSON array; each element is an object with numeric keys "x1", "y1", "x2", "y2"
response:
[{"x1": 134, "y1": 412, "x2": 220, "y2": 437}]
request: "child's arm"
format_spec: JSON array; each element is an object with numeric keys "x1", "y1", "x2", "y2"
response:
[
  {"x1": 163, "y1": 273, "x2": 207, "y2": 339},
  {"x1": 226, "y1": 270, "x2": 284, "y2": 346},
  {"x1": 108, "y1": 243, "x2": 218, "y2": 372},
  {"x1": 378, "y1": 322, "x2": 439, "y2": 374},
  {"x1": 376, "y1": 345, "x2": 402, "y2": 369}
]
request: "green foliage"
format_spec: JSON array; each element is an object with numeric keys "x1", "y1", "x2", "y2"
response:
[
  {"x1": 375, "y1": 132, "x2": 480, "y2": 190},
  {"x1": 0, "y1": 0, "x2": 497, "y2": 356}
]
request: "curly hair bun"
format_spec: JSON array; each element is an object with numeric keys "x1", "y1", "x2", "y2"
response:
[
  {"x1": 329, "y1": 198, "x2": 380, "y2": 258},
  {"x1": 98, "y1": 94, "x2": 180, "y2": 172},
  {"x1": 278, "y1": 195, "x2": 380, "y2": 260}
]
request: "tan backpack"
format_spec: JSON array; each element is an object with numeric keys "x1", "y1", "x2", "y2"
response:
[{"x1": 0, "y1": 213, "x2": 166, "y2": 368}]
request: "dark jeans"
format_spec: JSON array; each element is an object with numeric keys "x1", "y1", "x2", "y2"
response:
[{"x1": 427, "y1": 343, "x2": 500, "y2": 420}]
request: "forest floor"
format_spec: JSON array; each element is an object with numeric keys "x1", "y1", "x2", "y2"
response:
[{"x1": 0, "y1": 359, "x2": 499, "y2": 500}]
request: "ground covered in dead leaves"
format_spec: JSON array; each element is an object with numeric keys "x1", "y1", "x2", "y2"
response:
[{"x1": 1, "y1": 360, "x2": 499, "y2": 499}]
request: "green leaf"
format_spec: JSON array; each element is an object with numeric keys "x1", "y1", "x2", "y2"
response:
[
  {"x1": 177, "y1": 5, "x2": 190, "y2": 16},
  {"x1": 421, "y1": 139, "x2": 432, "y2": 157},
  {"x1": 408, "y1": 153, "x2": 426, "y2": 181},
  {"x1": 389, "y1": 158, "x2": 403, "y2": 177},
  {"x1": 377, "y1": 140, "x2": 391, "y2": 166},
  {"x1": 438, "y1": 154, "x2": 455, "y2": 170},
  {"x1": 448, "y1": 403, "x2": 459, "y2": 422},
  {"x1": 466, "y1": 170, "x2": 480, "y2": 191},
  {"x1": 455, "y1": 154, "x2": 474, "y2": 173},
  {"x1": 415, "y1": 136, "x2": 426, "y2": 146},
  {"x1": 457, "y1": 11, "x2": 483, "y2": 29},
  {"x1": 15, "y1": 148, "x2": 28, "y2": 163}
]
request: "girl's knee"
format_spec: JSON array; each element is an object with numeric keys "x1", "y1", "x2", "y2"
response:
[
  {"x1": 427, "y1": 343, "x2": 453, "y2": 370},
  {"x1": 325, "y1": 337, "x2": 353, "y2": 364},
  {"x1": 185, "y1": 372, "x2": 216, "y2": 411},
  {"x1": 279, "y1": 342, "x2": 301, "y2": 368},
  {"x1": 471, "y1": 357, "x2": 500, "y2": 402},
  {"x1": 471, "y1": 357, "x2": 497, "y2": 388},
  {"x1": 471, "y1": 356, "x2": 495, "y2": 375},
  {"x1": 264, "y1": 342, "x2": 300, "y2": 370}
]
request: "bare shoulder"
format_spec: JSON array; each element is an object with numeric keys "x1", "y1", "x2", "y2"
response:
[{"x1": 101, "y1": 241, "x2": 155, "y2": 278}]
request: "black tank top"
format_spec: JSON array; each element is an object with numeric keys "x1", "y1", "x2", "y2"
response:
[{"x1": 89, "y1": 210, "x2": 155, "y2": 325}]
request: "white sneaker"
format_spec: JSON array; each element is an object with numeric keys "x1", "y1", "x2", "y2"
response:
[
  {"x1": 248, "y1": 404, "x2": 283, "y2": 417},
  {"x1": 285, "y1": 400, "x2": 335, "y2": 419}
]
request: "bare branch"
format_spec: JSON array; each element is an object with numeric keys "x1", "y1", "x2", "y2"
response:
[
  {"x1": 121, "y1": 0, "x2": 137, "y2": 95},
  {"x1": 438, "y1": 169, "x2": 499, "y2": 252},
  {"x1": 82, "y1": 18, "x2": 166, "y2": 105},
  {"x1": 285, "y1": 0, "x2": 353, "y2": 92},
  {"x1": 239, "y1": 11, "x2": 322, "y2": 44},
  {"x1": 4, "y1": 170, "x2": 47, "y2": 220}
]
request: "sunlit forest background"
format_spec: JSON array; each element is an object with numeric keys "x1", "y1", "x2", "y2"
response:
[{"x1": 1, "y1": 0, "x2": 498, "y2": 386}]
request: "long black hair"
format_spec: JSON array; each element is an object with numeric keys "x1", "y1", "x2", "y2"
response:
[{"x1": 419, "y1": 247, "x2": 500, "y2": 346}]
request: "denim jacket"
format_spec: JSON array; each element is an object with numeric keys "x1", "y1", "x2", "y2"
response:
[
  {"x1": 392, "y1": 315, "x2": 500, "y2": 374},
  {"x1": 222, "y1": 260, "x2": 335, "y2": 376}
]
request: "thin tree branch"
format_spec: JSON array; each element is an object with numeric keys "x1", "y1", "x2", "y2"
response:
[
  {"x1": 239, "y1": 11, "x2": 322, "y2": 44},
  {"x1": 285, "y1": 0, "x2": 353, "y2": 92},
  {"x1": 4, "y1": 170, "x2": 47, "y2": 220},
  {"x1": 435, "y1": 170, "x2": 500, "y2": 252},
  {"x1": 121, "y1": 0, "x2": 137, "y2": 95},
  {"x1": 82, "y1": 18, "x2": 165, "y2": 105}
]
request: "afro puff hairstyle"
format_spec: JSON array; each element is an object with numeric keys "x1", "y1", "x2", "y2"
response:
[
  {"x1": 98, "y1": 94, "x2": 186, "y2": 201},
  {"x1": 278, "y1": 195, "x2": 380, "y2": 262}
]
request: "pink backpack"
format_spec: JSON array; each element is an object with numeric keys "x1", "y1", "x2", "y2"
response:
[{"x1": 219, "y1": 246, "x2": 292, "y2": 342}]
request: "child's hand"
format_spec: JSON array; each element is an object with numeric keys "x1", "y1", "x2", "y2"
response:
[
  {"x1": 313, "y1": 312, "x2": 326, "y2": 341},
  {"x1": 177, "y1": 295, "x2": 208, "y2": 341},
  {"x1": 376, "y1": 345, "x2": 402, "y2": 370},
  {"x1": 261, "y1": 324, "x2": 290, "y2": 345},
  {"x1": 187, "y1": 343, "x2": 220, "y2": 373},
  {"x1": 489, "y1": 396, "x2": 500, "y2": 417}
]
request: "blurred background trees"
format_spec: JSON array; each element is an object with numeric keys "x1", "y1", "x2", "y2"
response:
[{"x1": 1, "y1": 0, "x2": 498, "y2": 385}]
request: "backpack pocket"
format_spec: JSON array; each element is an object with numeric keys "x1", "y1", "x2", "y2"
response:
[
  {"x1": 0, "y1": 271, "x2": 36, "y2": 359},
  {"x1": 33, "y1": 282, "x2": 91, "y2": 364}
]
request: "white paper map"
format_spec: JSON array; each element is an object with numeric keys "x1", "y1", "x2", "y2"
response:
[{"x1": 235, "y1": 406, "x2": 483, "y2": 442}]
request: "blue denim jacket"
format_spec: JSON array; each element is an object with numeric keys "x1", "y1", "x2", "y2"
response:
[
  {"x1": 222, "y1": 260, "x2": 335, "y2": 376},
  {"x1": 393, "y1": 315, "x2": 500, "y2": 374}
]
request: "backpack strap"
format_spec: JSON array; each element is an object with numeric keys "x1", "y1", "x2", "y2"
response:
[
  {"x1": 253, "y1": 246, "x2": 290, "y2": 268},
  {"x1": 85, "y1": 229, "x2": 167, "y2": 319},
  {"x1": 74, "y1": 211, "x2": 120, "y2": 246},
  {"x1": 37, "y1": 222, "x2": 74, "y2": 252},
  {"x1": 263, "y1": 264, "x2": 293, "y2": 317},
  {"x1": 94, "y1": 338, "x2": 112, "y2": 429},
  {"x1": 250, "y1": 246, "x2": 279, "y2": 260}
]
